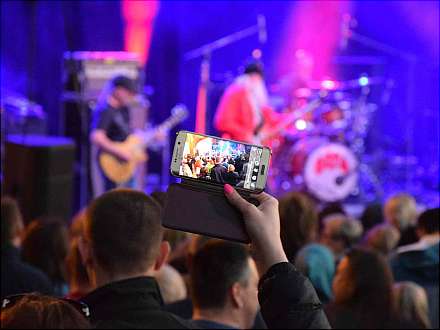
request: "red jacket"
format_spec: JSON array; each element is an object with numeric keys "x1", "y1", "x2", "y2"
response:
[{"x1": 214, "y1": 82, "x2": 279, "y2": 144}]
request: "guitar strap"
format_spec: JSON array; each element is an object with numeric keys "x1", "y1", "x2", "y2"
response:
[{"x1": 254, "y1": 117, "x2": 265, "y2": 136}]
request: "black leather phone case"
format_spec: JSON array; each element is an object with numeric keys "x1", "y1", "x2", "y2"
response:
[{"x1": 162, "y1": 179, "x2": 250, "y2": 243}]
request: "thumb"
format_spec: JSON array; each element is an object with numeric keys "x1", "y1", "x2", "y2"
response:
[{"x1": 224, "y1": 184, "x2": 254, "y2": 215}]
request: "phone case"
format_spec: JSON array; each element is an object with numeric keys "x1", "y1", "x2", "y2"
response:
[{"x1": 162, "y1": 179, "x2": 250, "y2": 243}]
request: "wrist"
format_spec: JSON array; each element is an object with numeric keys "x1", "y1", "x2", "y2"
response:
[{"x1": 252, "y1": 241, "x2": 288, "y2": 276}]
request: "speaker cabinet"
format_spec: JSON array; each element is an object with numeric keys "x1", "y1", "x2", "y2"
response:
[{"x1": 3, "y1": 135, "x2": 75, "y2": 224}]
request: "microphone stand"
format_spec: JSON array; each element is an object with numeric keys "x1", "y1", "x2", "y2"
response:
[{"x1": 184, "y1": 15, "x2": 266, "y2": 134}]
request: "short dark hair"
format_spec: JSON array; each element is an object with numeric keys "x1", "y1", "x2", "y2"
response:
[
  {"x1": 1, "y1": 196, "x2": 23, "y2": 249},
  {"x1": 0, "y1": 293, "x2": 90, "y2": 329},
  {"x1": 417, "y1": 208, "x2": 439, "y2": 234},
  {"x1": 85, "y1": 189, "x2": 163, "y2": 276},
  {"x1": 191, "y1": 241, "x2": 251, "y2": 309}
]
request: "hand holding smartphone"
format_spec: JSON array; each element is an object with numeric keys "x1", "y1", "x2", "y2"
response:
[
  {"x1": 162, "y1": 131, "x2": 272, "y2": 243},
  {"x1": 170, "y1": 131, "x2": 271, "y2": 193}
]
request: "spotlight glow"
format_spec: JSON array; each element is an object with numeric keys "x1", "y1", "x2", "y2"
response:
[
  {"x1": 359, "y1": 76, "x2": 369, "y2": 86},
  {"x1": 321, "y1": 79, "x2": 336, "y2": 90},
  {"x1": 295, "y1": 119, "x2": 308, "y2": 131}
]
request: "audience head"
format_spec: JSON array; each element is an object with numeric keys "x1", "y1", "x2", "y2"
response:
[
  {"x1": 215, "y1": 156, "x2": 223, "y2": 165},
  {"x1": 321, "y1": 214, "x2": 363, "y2": 259},
  {"x1": 332, "y1": 248, "x2": 394, "y2": 327},
  {"x1": 0, "y1": 293, "x2": 90, "y2": 329},
  {"x1": 393, "y1": 281, "x2": 431, "y2": 329},
  {"x1": 21, "y1": 218, "x2": 69, "y2": 287},
  {"x1": 318, "y1": 202, "x2": 346, "y2": 232},
  {"x1": 295, "y1": 244, "x2": 335, "y2": 303},
  {"x1": 384, "y1": 194, "x2": 418, "y2": 231},
  {"x1": 363, "y1": 223, "x2": 400, "y2": 257},
  {"x1": 416, "y1": 208, "x2": 439, "y2": 238},
  {"x1": 228, "y1": 164, "x2": 235, "y2": 173},
  {"x1": 191, "y1": 241, "x2": 259, "y2": 330},
  {"x1": 81, "y1": 189, "x2": 169, "y2": 287},
  {"x1": 185, "y1": 235, "x2": 222, "y2": 274},
  {"x1": 1, "y1": 196, "x2": 24, "y2": 249},
  {"x1": 278, "y1": 192, "x2": 318, "y2": 262},
  {"x1": 156, "y1": 264, "x2": 187, "y2": 304},
  {"x1": 360, "y1": 202, "x2": 384, "y2": 232}
]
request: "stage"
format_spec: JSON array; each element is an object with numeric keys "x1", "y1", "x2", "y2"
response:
[{"x1": 1, "y1": 1, "x2": 439, "y2": 219}]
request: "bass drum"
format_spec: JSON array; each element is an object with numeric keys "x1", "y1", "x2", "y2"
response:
[{"x1": 288, "y1": 137, "x2": 358, "y2": 202}]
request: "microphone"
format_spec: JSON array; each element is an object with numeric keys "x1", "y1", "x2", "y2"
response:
[
  {"x1": 340, "y1": 14, "x2": 351, "y2": 50},
  {"x1": 257, "y1": 15, "x2": 267, "y2": 44}
]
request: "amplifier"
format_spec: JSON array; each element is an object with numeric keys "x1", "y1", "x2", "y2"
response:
[{"x1": 63, "y1": 51, "x2": 143, "y2": 102}]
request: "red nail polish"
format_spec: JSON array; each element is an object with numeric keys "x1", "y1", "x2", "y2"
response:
[{"x1": 224, "y1": 184, "x2": 233, "y2": 194}]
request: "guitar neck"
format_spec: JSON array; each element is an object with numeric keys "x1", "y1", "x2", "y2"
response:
[
  {"x1": 264, "y1": 99, "x2": 321, "y2": 140},
  {"x1": 138, "y1": 114, "x2": 186, "y2": 147}
]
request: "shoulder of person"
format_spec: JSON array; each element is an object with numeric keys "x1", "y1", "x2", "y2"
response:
[{"x1": 2, "y1": 258, "x2": 53, "y2": 295}]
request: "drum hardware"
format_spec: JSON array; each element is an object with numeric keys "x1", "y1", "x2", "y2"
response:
[{"x1": 268, "y1": 73, "x2": 386, "y2": 202}]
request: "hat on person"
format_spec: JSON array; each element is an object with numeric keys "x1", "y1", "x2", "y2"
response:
[
  {"x1": 111, "y1": 75, "x2": 138, "y2": 93},
  {"x1": 243, "y1": 60, "x2": 264, "y2": 77}
]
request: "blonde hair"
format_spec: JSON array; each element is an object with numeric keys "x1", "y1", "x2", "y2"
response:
[
  {"x1": 156, "y1": 264, "x2": 187, "y2": 304},
  {"x1": 393, "y1": 281, "x2": 431, "y2": 329},
  {"x1": 384, "y1": 194, "x2": 418, "y2": 230}
]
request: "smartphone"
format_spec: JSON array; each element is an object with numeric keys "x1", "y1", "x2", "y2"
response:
[{"x1": 171, "y1": 131, "x2": 271, "y2": 193}]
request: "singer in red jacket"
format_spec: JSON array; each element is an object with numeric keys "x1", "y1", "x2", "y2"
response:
[{"x1": 214, "y1": 63, "x2": 280, "y2": 145}]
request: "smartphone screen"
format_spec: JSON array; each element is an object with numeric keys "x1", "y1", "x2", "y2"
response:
[{"x1": 172, "y1": 131, "x2": 270, "y2": 192}]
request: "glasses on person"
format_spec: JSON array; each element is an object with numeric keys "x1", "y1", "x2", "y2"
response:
[{"x1": 1, "y1": 293, "x2": 90, "y2": 319}]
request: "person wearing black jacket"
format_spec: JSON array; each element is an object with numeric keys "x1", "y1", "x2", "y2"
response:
[
  {"x1": 224, "y1": 184, "x2": 331, "y2": 329},
  {"x1": 79, "y1": 189, "x2": 195, "y2": 329},
  {"x1": 79, "y1": 187, "x2": 329, "y2": 329}
]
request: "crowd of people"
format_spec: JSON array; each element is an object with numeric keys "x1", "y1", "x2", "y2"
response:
[
  {"x1": 180, "y1": 152, "x2": 250, "y2": 186},
  {"x1": 1, "y1": 188, "x2": 439, "y2": 329}
]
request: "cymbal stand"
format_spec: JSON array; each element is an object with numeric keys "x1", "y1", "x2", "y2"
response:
[{"x1": 344, "y1": 17, "x2": 418, "y2": 191}]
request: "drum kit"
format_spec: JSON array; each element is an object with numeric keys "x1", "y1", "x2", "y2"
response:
[{"x1": 269, "y1": 75, "x2": 381, "y2": 202}]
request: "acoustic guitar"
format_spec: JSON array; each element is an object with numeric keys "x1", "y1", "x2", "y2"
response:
[{"x1": 99, "y1": 104, "x2": 188, "y2": 184}]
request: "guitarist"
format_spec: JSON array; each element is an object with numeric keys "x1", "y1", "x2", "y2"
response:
[
  {"x1": 90, "y1": 75, "x2": 159, "y2": 195},
  {"x1": 214, "y1": 61, "x2": 282, "y2": 146}
]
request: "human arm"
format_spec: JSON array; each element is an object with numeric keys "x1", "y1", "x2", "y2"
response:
[
  {"x1": 90, "y1": 129, "x2": 132, "y2": 161},
  {"x1": 224, "y1": 185, "x2": 331, "y2": 329}
]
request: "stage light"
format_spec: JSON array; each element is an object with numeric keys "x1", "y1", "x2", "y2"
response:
[
  {"x1": 295, "y1": 119, "x2": 308, "y2": 131},
  {"x1": 359, "y1": 76, "x2": 369, "y2": 86},
  {"x1": 321, "y1": 79, "x2": 336, "y2": 90},
  {"x1": 252, "y1": 48, "x2": 262, "y2": 59}
]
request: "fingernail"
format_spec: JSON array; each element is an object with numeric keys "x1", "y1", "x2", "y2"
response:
[{"x1": 224, "y1": 184, "x2": 233, "y2": 194}]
